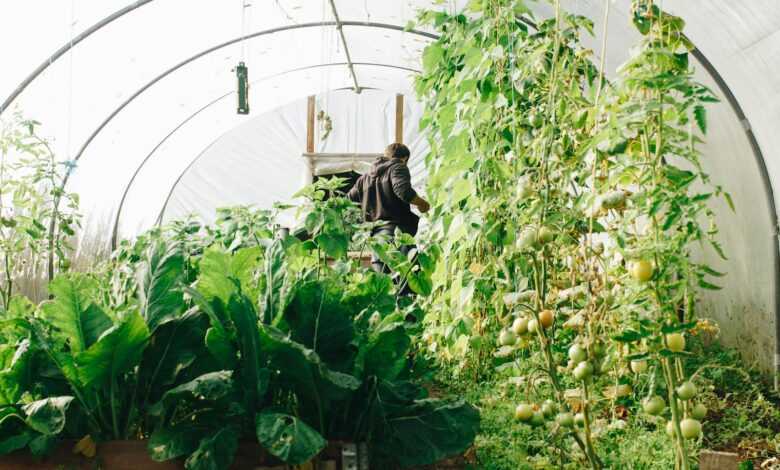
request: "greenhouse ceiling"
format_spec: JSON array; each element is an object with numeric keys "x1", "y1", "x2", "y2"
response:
[{"x1": 1, "y1": 0, "x2": 778, "y2": 239}]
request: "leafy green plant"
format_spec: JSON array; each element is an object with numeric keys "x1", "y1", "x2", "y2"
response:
[
  {"x1": 0, "y1": 188, "x2": 478, "y2": 469},
  {"x1": 414, "y1": 0, "x2": 727, "y2": 468},
  {"x1": 0, "y1": 112, "x2": 80, "y2": 308}
]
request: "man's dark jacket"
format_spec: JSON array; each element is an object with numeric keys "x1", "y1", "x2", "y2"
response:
[{"x1": 347, "y1": 157, "x2": 419, "y2": 235}]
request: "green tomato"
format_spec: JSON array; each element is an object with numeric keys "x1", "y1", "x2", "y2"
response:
[
  {"x1": 541, "y1": 400, "x2": 557, "y2": 418},
  {"x1": 527, "y1": 318, "x2": 539, "y2": 334},
  {"x1": 665, "y1": 420, "x2": 675, "y2": 438},
  {"x1": 511, "y1": 317, "x2": 529, "y2": 336},
  {"x1": 680, "y1": 418, "x2": 702, "y2": 439},
  {"x1": 499, "y1": 329, "x2": 517, "y2": 346},
  {"x1": 574, "y1": 413, "x2": 585, "y2": 427},
  {"x1": 676, "y1": 381, "x2": 697, "y2": 401},
  {"x1": 691, "y1": 403, "x2": 707, "y2": 420},
  {"x1": 556, "y1": 412, "x2": 575, "y2": 428},
  {"x1": 516, "y1": 229, "x2": 538, "y2": 251},
  {"x1": 537, "y1": 226, "x2": 556, "y2": 244},
  {"x1": 642, "y1": 395, "x2": 666, "y2": 416},
  {"x1": 573, "y1": 361, "x2": 594, "y2": 381},
  {"x1": 666, "y1": 333, "x2": 686, "y2": 352},
  {"x1": 515, "y1": 404, "x2": 534, "y2": 422},
  {"x1": 568, "y1": 344, "x2": 587, "y2": 364},
  {"x1": 530, "y1": 411, "x2": 546, "y2": 427}
]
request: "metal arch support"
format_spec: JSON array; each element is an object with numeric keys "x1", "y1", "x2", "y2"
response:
[
  {"x1": 689, "y1": 48, "x2": 780, "y2": 386},
  {"x1": 328, "y1": 0, "x2": 361, "y2": 93},
  {"x1": 63, "y1": 21, "x2": 437, "y2": 192},
  {"x1": 0, "y1": 0, "x2": 156, "y2": 116},
  {"x1": 110, "y1": 62, "x2": 419, "y2": 248}
]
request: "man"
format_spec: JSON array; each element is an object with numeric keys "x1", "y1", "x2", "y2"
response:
[{"x1": 347, "y1": 143, "x2": 430, "y2": 275}]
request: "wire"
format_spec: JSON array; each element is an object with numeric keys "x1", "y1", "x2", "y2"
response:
[{"x1": 66, "y1": 0, "x2": 76, "y2": 163}]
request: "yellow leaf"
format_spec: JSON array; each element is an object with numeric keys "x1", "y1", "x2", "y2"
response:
[{"x1": 72, "y1": 434, "x2": 97, "y2": 458}]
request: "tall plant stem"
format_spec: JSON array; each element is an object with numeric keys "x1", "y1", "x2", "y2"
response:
[
  {"x1": 662, "y1": 357, "x2": 689, "y2": 470},
  {"x1": 581, "y1": 380, "x2": 602, "y2": 469}
]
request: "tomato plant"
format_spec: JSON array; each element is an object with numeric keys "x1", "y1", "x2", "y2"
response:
[{"x1": 415, "y1": 0, "x2": 729, "y2": 468}]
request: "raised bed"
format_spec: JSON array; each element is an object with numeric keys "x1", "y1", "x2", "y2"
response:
[{"x1": 0, "y1": 440, "x2": 353, "y2": 470}]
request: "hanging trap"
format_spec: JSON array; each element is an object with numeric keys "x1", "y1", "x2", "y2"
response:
[{"x1": 235, "y1": 61, "x2": 249, "y2": 115}]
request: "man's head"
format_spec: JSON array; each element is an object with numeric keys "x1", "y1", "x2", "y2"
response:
[{"x1": 385, "y1": 143, "x2": 411, "y2": 164}]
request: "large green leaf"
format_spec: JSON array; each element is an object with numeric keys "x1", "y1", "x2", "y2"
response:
[
  {"x1": 0, "y1": 339, "x2": 32, "y2": 404},
  {"x1": 149, "y1": 370, "x2": 233, "y2": 416},
  {"x1": 137, "y1": 241, "x2": 186, "y2": 331},
  {"x1": 184, "y1": 426, "x2": 239, "y2": 470},
  {"x1": 40, "y1": 275, "x2": 111, "y2": 353},
  {"x1": 22, "y1": 396, "x2": 73, "y2": 435},
  {"x1": 255, "y1": 412, "x2": 326, "y2": 465},
  {"x1": 371, "y1": 397, "x2": 480, "y2": 467},
  {"x1": 258, "y1": 325, "x2": 359, "y2": 427},
  {"x1": 261, "y1": 239, "x2": 289, "y2": 324},
  {"x1": 226, "y1": 294, "x2": 268, "y2": 409},
  {"x1": 137, "y1": 309, "x2": 209, "y2": 404},
  {"x1": 197, "y1": 247, "x2": 262, "y2": 306},
  {"x1": 148, "y1": 423, "x2": 207, "y2": 462},
  {"x1": 75, "y1": 312, "x2": 150, "y2": 387},
  {"x1": 276, "y1": 280, "x2": 355, "y2": 369},
  {"x1": 354, "y1": 315, "x2": 410, "y2": 382}
]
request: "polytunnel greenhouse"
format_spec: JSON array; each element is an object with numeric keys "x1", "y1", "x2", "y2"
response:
[{"x1": 1, "y1": 0, "x2": 780, "y2": 468}]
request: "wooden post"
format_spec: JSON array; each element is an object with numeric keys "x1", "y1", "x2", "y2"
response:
[
  {"x1": 395, "y1": 93, "x2": 404, "y2": 144},
  {"x1": 306, "y1": 95, "x2": 316, "y2": 153}
]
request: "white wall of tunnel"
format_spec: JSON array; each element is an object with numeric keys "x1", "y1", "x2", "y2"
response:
[{"x1": 1, "y1": 0, "x2": 779, "y2": 373}]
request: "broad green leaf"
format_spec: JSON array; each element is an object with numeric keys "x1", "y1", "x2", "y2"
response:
[
  {"x1": 184, "y1": 426, "x2": 239, "y2": 470},
  {"x1": 137, "y1": 240, "x2": 186, "y2": 331},
  {"x1": 316, "y1": 233, "x2": 349, "y2": 259},
  {"x1": 0, "y1": 432, "x2": 32, "y2": 455},
  {"x1": 40, "y1": 275, "x2": 111, "y2": 353},
  {"x1": 355, "y1": 315, "x2": 410, "y2": 381},
  {"x1": 149, "y1": 423, "x2": 206, "y2": 461},
  {"x1": 371, "y1": 396, "x2": 480, "y2": 467},
  {"x1": 23, "y1": 396, "x2": 73, "y2": 435},
  {"x1": 226, "y1": 294, "x2": 268, "y2": 409},
  {"x1": 28, "y1": 434, "x2": 57, "y2": 456},
  {"x1": 75, "y1": 312, "x2": 150, "y2": 387},
  {"x1": 262, "y1": 239, "x2": 289, "y2": 324},
  {"x1": 255, "y1": 412, "x2": 326, "y2": 465},
  {"x1": 276, "y1": 280, "x2": 355, "y2": 369},
  {"x1": 204, "y1": 327, "x2": 236, "y2": 368},
  {"x1": 196, "y1": 247, "x2": 262, "y2": 306},
  {"x1": 138, "y1": 309, "x2": 209, "y2": 404},
  {"x1": 0, "y1": 339, "x2": 32, "y2": 404},
  {"x1": 149, "y1": 370, "x2": 233, "y2": 416},
  {"x1": 258, "y1": 325, "x2": 360, "y2": 423}
]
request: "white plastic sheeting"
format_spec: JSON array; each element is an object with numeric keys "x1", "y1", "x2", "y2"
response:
[
  {"x1": 1, "y1": 0, "x2": 779, "y2": 371},
  {"x1": 154, "y1": 89, "x2": 429, "y2": 228}
]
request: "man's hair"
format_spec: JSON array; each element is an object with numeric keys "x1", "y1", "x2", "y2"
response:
[{"x1": 385, "y1": 143, "x2": 411, "y2": 160}]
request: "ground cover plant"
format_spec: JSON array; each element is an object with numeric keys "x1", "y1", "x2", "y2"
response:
[
  {"x1": 0, "y1": 178, "x2": 479, "y2": 469},
  {"x1": 414, "y1": 0, "x2": 733, "y2": 468}
]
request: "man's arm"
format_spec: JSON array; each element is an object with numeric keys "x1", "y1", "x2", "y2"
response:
[
  {"x1": 390, "y1": 164, "x2": 430, "y2": 213},
  {"x1": 347, "y1": 176, "x2": 363, "y2": 203}
]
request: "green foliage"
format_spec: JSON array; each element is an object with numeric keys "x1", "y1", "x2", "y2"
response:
[
  {"x1": 0, "y1": 112, "x2": 80, "y2": 308},
  {"x1": 415, "y1": 0, "x2": 729, "y2": 468},
  {"x1": 0, "y1": 191, "x2": 478, "y2": 469}
]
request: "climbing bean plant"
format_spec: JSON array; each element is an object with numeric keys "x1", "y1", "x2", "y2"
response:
[{"x1": 415, "y1": 0, "x2": 728, "y2": 468}]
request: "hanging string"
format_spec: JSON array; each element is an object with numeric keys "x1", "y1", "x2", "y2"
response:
[
  {"x1": 65, "y1": 0, "x2": 76, "y2": 165},
  {"x1": 240, "y1": 0, "x2": 251, "y2": 62}
]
